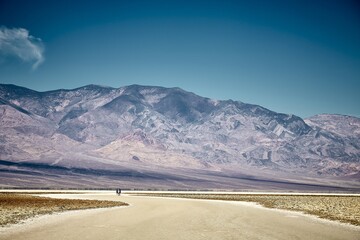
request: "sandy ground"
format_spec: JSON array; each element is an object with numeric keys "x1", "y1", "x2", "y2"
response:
[
  {"x1": 132, "y1": 192, "x2": 360, "y2": 225},
  {"x1": 1, "y1": 192, "x2": 360, "y2": 240}
]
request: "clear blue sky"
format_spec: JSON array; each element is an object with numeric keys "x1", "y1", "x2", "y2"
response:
[{"x1": 0, "y1": 0, "x2": 359, "y2": 118}]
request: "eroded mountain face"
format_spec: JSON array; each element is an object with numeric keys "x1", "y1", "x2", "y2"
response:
[{"x1": 0, "y1": 84, "x2": 359, "y2": 188}]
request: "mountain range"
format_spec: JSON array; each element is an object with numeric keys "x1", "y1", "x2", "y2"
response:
[{"x1": 0, "y1": 84, "x2": 359, "y2": 191}]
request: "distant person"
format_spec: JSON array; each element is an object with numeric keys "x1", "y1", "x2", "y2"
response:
[{"x1": 116, "y1": 188, "x2": 121, "y2": 196}]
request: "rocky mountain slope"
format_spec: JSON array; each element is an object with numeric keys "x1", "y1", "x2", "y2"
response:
[{"x1": 0, "y1": 84, "x2": 359, "y2": 190}]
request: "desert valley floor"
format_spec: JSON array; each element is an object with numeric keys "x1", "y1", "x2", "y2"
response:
[{"x1": 0, "y1": 191, "x2": 359, "y2": 240}]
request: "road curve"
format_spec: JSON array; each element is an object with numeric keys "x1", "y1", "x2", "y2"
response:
[{"x1": 1, "y1": 193, "x2": 359, "y2": 240}]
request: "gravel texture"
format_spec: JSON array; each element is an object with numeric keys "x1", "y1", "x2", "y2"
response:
[{"x1": 0, "y1": 193, "x2": 128, "y2": 226}]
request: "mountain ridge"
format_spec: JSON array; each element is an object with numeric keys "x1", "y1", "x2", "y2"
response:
[{"x1": 0, "y1": 83, "x2": 359, "y2": 190}]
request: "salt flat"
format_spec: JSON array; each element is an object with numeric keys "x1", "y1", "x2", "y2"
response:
[{"x1": 1, "y1": 192, "x2": 359, "y2": 240}]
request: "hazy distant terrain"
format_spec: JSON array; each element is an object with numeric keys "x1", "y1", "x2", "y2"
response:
[{"x1": 0, "y1": 84, "x2": 359, "y2": 190}]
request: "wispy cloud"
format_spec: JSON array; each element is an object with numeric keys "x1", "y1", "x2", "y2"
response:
[{"x1": 0, "y1": 26, "x2": 44, "y2": 69}]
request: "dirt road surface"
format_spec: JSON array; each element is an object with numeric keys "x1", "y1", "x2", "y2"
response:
[{"x1": 1, "y1": 193, "x2": 359, "y2": 240}]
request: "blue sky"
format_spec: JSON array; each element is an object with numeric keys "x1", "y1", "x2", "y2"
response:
[{"x1": 0, "y1": 0, "x2": 359, "y2": 118}]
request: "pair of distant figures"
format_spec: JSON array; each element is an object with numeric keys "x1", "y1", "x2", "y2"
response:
[{"x1": 116, "y1": 188, "x2": 122, "y2": 196}]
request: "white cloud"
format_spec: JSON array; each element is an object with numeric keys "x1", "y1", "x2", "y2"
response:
[{"x1": 0, "y1": 26, "x2": 44, "y2": 69}]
